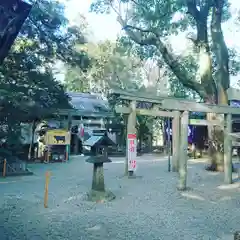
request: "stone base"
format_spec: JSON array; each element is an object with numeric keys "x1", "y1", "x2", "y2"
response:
[
  {"x1": 86, "y1": 190, "x2": 116, "y2": 202},
  {"x1": 128, "y1": 174, "x2": 142, "y2": 179},
  {"x1": 234, "y1": 231, "x2": 240, "y2": 240},
  {"x1": 177, "y1": 186, "x2": 192, "y2": 191},
  {"x1": 118, "y1": 174, "x2": 142, "y2": 179}
]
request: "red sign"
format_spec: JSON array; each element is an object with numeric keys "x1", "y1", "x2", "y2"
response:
[
  {"x1": 127, "y1": 134, "x2": 137, "y2": 171},
  {"x1": 78, "y1": 123, "x2": 84, "y2": 139}
]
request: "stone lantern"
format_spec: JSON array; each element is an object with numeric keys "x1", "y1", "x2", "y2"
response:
[
  {"x1": 234, "y1": 231, "x2": 240, "y2": 240},
  {"x1": 83, "y1": 130, "x2": 116, "y2": 202}
]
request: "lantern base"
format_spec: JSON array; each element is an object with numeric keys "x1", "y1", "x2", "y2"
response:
[
  {"x1": 86, "y1": 190, "x2": 115, "y2": 203},
  {"x1": 234, "y1": 231, "x2": 240, "y2": 240}
]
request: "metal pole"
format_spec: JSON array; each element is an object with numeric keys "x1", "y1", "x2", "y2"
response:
[{"x1": 167, "y1": 118, "x2": 171, "y2": 172}]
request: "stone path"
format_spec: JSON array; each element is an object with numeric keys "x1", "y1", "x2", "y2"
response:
[{"x1": 0, "y1": 154, "x2": 239, "y2": 240}]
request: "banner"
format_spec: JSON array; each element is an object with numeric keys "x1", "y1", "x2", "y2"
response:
[{"x1": 127, "y1": 133, "x2": 137, "y2": 171}]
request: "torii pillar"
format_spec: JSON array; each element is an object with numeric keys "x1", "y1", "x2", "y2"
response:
[
  {"x1": 125, "y1": 101, "x2": 137, "y2": 176},
  {"x1": 172, "y1": 111, "x2": 180, "y2": 172}
]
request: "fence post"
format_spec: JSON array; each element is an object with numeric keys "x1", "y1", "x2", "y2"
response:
[
  {"x1": 44, "y1": 171, "x2": 51, "y2": 208},
  {"x1": 3, "y1": 159, "x2": 7, "y2": 177}
]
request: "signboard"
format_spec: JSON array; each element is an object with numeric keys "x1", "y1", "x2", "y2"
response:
[
  {"x1": 45, "y1": 129, "x2": 70, "y2": 145},
  {"x1": 127, "y1": 133, "x2": 137, "y2": 171}
]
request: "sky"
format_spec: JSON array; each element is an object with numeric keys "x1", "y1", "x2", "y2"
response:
[
  {"x1": 63, "y1": 0, "x2": 240, "y2": 45},
  {"x1": 63, "y1": 0, "x2": 121, "y2": 41},
  {"x1": 59, "y1": 0, "x2": 240, "y2": 86}
]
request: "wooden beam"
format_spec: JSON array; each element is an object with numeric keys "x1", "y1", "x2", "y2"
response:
[
  {"x1": 115, "y1": 106, "x2": 176, "y2": 118},
  {"x1": 111, "y1": 89, "x2": 240, "y2": 114},
  {"x1": 189, "y1": 119, "x2": 223, "y2": 126},
  {"x1": 232, "y1": 141, "x2": 240, "y2": 147},
  {"x1": 164, "y1": 99, "x2": 240, "y2": 115},
  {"x1": 229, "y1": 132, "x2": 240, "y2": 139},
  {"x1": 227, "y1": 87, "x2": 240, "y2": 101}
]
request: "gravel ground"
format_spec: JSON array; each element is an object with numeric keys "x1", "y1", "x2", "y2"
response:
[{"x1": 0, "y1": 154, "x2": 239, "y2": 240}]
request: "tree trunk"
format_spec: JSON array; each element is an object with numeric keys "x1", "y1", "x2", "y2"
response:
[
  {"x1": 139, "y1": 135, "x2": 142, "y2": 153},
  {"x1": 205, "y1": 0, "x2": 230, "y2": 171},
  {"x1": 206, "y1": 112, "x2": 224, "y2": 171},
  {"x1": 28, "y1": 120, "x2": 37, "y2": 161},
  {"x1": 117, "y1": 0, "x2": 229, "y2": 171}
]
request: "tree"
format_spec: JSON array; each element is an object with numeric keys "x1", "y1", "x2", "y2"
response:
[
  {"x1": 0, "y1": 0, "x2": 89, "y2": 158},
  {"x1": 91, "y1": 0, "x2": 240, "y2": 171},
  {"x1": 65, "y1": 39, "x2": 145, "y2": 94}
]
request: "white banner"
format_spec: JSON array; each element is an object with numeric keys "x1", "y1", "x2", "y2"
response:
[{"x1": 127, "y1": 134, "x2": 137, "y2": 171}]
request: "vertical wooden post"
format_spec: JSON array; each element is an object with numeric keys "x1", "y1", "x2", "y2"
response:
[
  {"x1": 47, "y1": 149, "x2": 50, "y2": 163},
  {"x1": 172, "y1": 111, "x2": 180, "y2": 172},
  {"x1": 178, "y1": 111, "x2": 189, "y2": 191},
  {"x1": 67, "y1": 112, "x2": 72, "y2": 157},
  {"x1": 73, "y1": 135, "x2": 79, "y2": 155},
  {"x1": 65, "y1": 145, "x2": 69, "y2": 161},
  {"x1": 224, "y1": 113, "x2": 232, "y2": 184},
  {"x1": 44, "y1": 171, "x2": 50, "y2": 208},
  {"x1": 3, "y1": 159, "x2": 7, "y2": 177},
  {"x1": 125, "y1": 101, "x2": 137, "y2": 176}
]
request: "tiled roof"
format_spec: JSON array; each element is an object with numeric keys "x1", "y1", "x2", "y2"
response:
[{"x1": 67, "y1": 92, "x2": 110, "y2": 114}]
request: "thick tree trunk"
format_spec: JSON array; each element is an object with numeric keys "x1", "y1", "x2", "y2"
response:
[
  {"x1": 205, "y1": 0, "x2": 230, "y2": 171},
  {"x1": 118, "y1": 0, "x2": 229, "y2": 172},
  {"x1": 205, "y1": 88, "x2": 228, "y2": 171},
  {"x1": 206, "y1": 112, "x2": 224, "y2": 171}
]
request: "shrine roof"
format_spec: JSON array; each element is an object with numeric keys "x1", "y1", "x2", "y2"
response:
[
  {"x1": 57, "y1": 92, "x2": 112, "y2": 117},
  {"x1": 83, "y1": 134, "x2": 116, "y2": 147},
  {"x1": 68, "y1": 92, "x2": 110, "y2": 112}
]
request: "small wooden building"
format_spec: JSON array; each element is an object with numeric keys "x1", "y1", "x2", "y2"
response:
[{"x1": 50, "y1": 92, "x2": 115, "y2": 155}]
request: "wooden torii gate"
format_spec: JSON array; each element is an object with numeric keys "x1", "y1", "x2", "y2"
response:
[{"x1": 111, "y1": 87, "x2": 240, "y2": 190}]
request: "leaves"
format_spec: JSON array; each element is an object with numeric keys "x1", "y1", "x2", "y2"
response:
[
  {"x1": 0, "y1": 0, "x2": 87, "y2": 153},
  {"x1": 91, "y1": 0, "x2": 240, "y2": 103},
  {"x1": 65, "y1": 40, "x2": 145, "y2": 94}
]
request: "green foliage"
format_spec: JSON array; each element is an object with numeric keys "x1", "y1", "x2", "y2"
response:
[
  {"x1": 0, "y1": 0, "x2": 88, "y2": 155},
  {"x1": 90, "y1": 0, "x2": 239, "y2": 102},
  {"x1": 64, "y1": 40, "x2": 145, "y2": 94}
]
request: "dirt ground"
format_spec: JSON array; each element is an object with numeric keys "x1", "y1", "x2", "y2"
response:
[{"x1": 0, "y1": 154, "x2": 239, "y2": 240}]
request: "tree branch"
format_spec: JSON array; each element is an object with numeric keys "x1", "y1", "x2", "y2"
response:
[
  {"x1": 117, "y1": 16, "x2": 157, "y2": 45},
  {"x1": 210, "y1": 0, "x2": 229, "y2": 100},
  {"x1": 117, "y1": 16, "x2": 208, "y2": 98},
  {"x1": 155, "y1": 39, "x2": 208, "y2": 99},
  {"x1": 186, "y1": 0, "x2": 200, "y2": 20},
  {"x1": 202, "y1": 1, "x2": 214, "y2": 18},
  {"x1": 186, "y1": 0, "x2": 214, "y2": 20}
]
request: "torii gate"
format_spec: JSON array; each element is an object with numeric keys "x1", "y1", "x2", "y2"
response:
[{"x1": 111, "y1": 87, "x2": 240, "y2": 190}]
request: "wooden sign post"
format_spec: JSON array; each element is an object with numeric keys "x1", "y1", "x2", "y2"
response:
[
  {"x1": 2, "y1": 159, "x2": 6, "y2": 177},
  {"x1": 44, "y1": 171, "x2": 51, "y2": 208},
  {"x1": 126, "y1": 101, "x2": 137, "y2": 176},
  {"x1": 45, "y1": 129, "x2": 71, "y2": 163},
  {"x1": 127, "y1": 133, "x2": 137, "y2": 175}
]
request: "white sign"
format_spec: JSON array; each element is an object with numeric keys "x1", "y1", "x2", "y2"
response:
[{"x1": 127, "y1": 134, "x2": 137, "y2": 171}]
